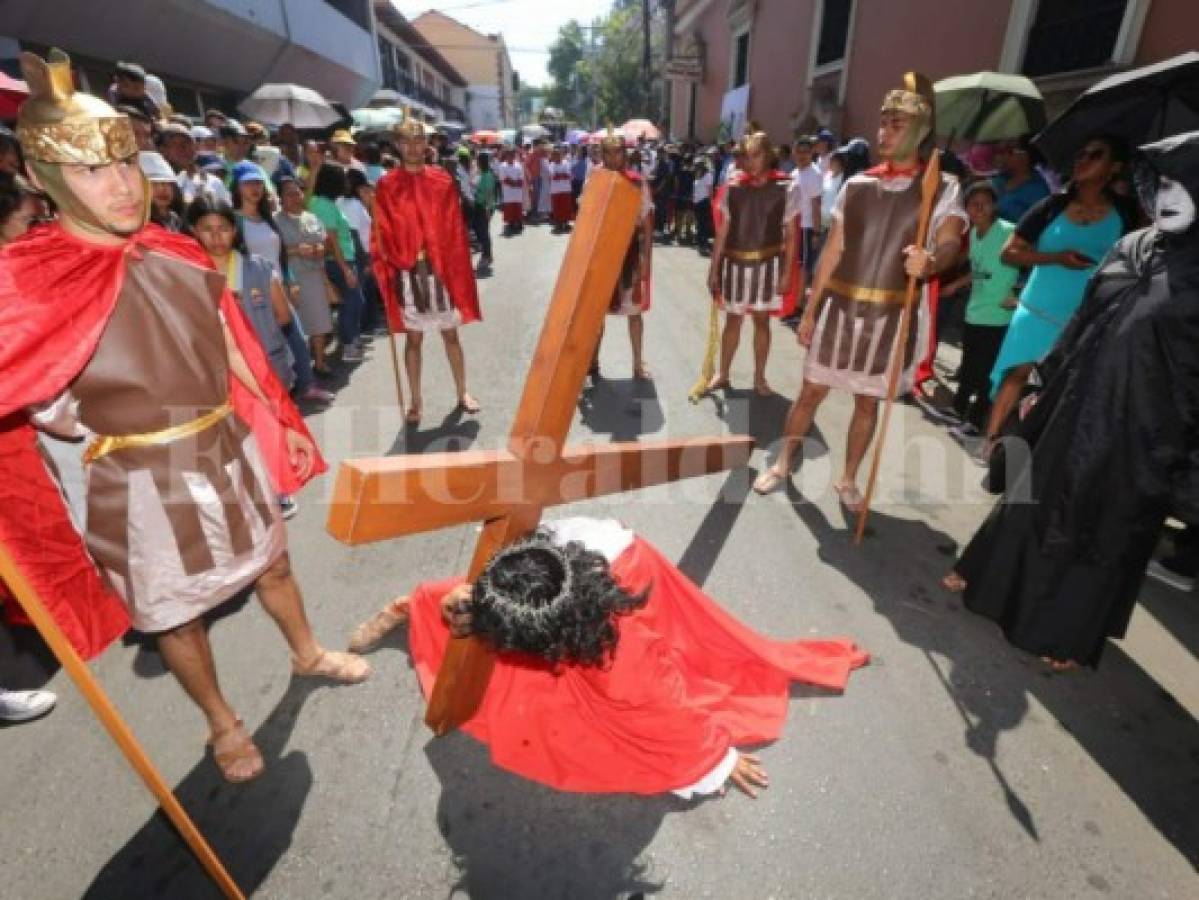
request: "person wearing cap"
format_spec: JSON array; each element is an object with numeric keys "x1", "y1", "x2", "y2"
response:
[
  {"x1": 116, "y1": 103, "x2": 155, "y2": 152},
  {"x1": 139, "y1": 150, "x2": 183, "y2": 232},
  {"x1": 372, "y1": 116, "x2": 483, "y2": 423},
  {"x1": 220, "y1": 120, "x2": 252, "y2": 166},
  {"x1": 106, "y1": 61, "x2": 161, "y2": 123},
  {"x1": 1, "y1": 49, "x2": 369, "y2": 784},
  {"x1": 190, "y1": 124, "x2": 220, "y2": 154},
  {"x1": 204, "y1": 109, "x2": 228, "y2": 132},
  {"x1": 813, "y1": 128, "x2": 836, "y2": 174},
  {"x1": 330, "y1": 129, "x2": 365, "y2": 174},
  {"x1": 756, "y1": 74, "x2": 966, "y2": 503}
]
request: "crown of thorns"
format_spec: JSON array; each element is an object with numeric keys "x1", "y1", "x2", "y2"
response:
[{"x1": 473, "y1": 537, "x2": 575, "y2": 628}]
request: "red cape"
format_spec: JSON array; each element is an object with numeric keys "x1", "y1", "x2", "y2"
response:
[
  {"x1": 407, "y1": 536, "x2": 868, "y2": 794},
  {"x1": 711, "y1": 170, "x2": 798, "y2": 318},
  {"x1": 0, "y1": 222, "x2": 325, "y2": 659},
  {"x1": 371, "y1": 166, "x2": 482, "y2": 332}
]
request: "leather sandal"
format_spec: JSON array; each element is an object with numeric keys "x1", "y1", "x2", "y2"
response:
[
  {"x1": 292, "y1": 649, "x2": 372, "y2": 683},
  {"x1": 348, "y1": 599, "x2": 410, "y2": 654},
  {"x1": 752, "y1": 468, "x2": 787, "y2": 495},
  {"x1": 209, "y1": 718, "x2": 264, "y2": 784}
]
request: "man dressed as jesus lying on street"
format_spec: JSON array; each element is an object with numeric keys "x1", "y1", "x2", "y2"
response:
[{"x1": 348, "y1": 517, "x2": 869, "y2": 798}]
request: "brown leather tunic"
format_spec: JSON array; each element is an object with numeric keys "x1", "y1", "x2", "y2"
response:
[
  {"x1": 43, "y1": 249, "x2": 282, "y2": 631},
  {"x1": 805, "y1": 174, "x2": 946, "y2": 396},
  {"x1": 719, "y1": 180, "x2": 789, "y2": 310}
]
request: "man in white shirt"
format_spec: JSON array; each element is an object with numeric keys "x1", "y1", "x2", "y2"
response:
[{"x1": 790, "y1": 136, "x2": 824, "y2": 281}]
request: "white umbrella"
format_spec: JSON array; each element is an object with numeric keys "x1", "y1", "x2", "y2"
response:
[{"x1": 238, "y1": 83, "x2": 341, "y2": 128}]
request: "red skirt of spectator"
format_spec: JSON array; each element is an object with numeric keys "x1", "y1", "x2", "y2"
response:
[
  {"x1": 551, "y1": 192, "x2": 575, "y2": 223},
  {"x1": 502, "y1": 201, "x2": 523, "y2": 226}
]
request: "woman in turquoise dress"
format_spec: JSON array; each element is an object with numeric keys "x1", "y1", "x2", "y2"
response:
[{"x1": 983, "y1": 136, "x2": 1129, "y2": 452}]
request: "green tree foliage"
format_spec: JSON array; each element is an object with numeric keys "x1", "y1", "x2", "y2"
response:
[{"x1": 544, "y1": 2, "x2": 665, "y2": 129}]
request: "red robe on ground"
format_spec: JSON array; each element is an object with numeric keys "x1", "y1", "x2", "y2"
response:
[
  {"x1": 711, "y1": 169, "x2": 800, "y2": 318},
  {"x1": 407, "y1": 534, "x2": 868, "y2": 795},
  {"x1": 0, "y1": 223, "x2": 325, "y2": 659},
  {"x1": 372, "y1": 165, "x2": 482, "y2": 333}
]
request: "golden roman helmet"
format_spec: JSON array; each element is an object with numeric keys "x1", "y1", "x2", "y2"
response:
[
  {"x1": 17, "y1": 48, "x2": 137, "y2": 166},
  {"x1": 16, "y1": 48, "x2": 147, "y2": 235},
  {"x1": 739, "y1": 119, "x2": 770, "y2": 154},
  {"x1": 394, "y1": 105, "x2": 427, "y2": 141},
  {"x1": 600, "y1": 123, "x2": 625, "y2": 152},
  {"x1": 881, "y1": 71, "x2": 936, "y2": 156}
]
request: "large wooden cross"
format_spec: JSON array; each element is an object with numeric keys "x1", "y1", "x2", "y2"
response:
[{"x1": 326, "y1": 170, "x2": 754, "y2": 735}]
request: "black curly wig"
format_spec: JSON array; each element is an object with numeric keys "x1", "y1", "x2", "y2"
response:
[{"x1": 469, "y1": 531, "x2": 649, "y2": 668}]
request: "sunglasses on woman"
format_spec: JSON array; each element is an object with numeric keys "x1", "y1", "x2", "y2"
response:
[{"x1": 1076, "y1": 147, "x2": 1108, "y2": 162}]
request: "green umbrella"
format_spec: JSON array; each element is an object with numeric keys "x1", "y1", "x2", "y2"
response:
[{"x1": 935, "y1": 72, "x2": 1046, "y2": 142}]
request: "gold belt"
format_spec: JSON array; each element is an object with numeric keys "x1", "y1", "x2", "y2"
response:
[
  {"x1": 725, "y1": 244, "x2": 784, "y2": 263},
  {"x1": 826, "y1": 277, "x2": 907, "y2": 304},
  {"x1": 83, "y1": 402, "x2": 233, "y2": 465}
]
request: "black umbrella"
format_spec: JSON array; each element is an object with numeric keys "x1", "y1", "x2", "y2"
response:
[{"x1": 1034, "y1": 51, "x2": 1199, "y2": 172}]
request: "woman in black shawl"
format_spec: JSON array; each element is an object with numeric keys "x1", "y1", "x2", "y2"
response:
[{"x1": 943, "y1": 131, "x2": 1199, "y2": 670}]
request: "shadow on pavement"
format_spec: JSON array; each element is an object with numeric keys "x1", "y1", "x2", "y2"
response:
[
  {"x1": 578, "y1": 377, "x2": 664, "y2": 442},
  {"x1": 426, "y1": 732, "x2": 681, "y2": 900},
  {"x1": 82, "y1": 677, "x2": 323, "y2": 899},
  {"x1": 390, "y1": 407, "x2": 482, "y2": 456},
  {"x1": 791, "y1": 491, "x2": 1199, "y2": 866},
  {"x1": 675, "y1": 469, "x2": 752, "y2": 589},
  {"x1": 719, "y1": 389, "x2": 824, "y2": 462}
]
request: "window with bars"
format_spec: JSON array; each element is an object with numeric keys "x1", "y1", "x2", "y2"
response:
[
  {"x1": 816, "y1": 0, "x2": 852, "y2": 67},
  {"x1": 1021, "y1": 0, "x2": 1129, "y2": 77}
]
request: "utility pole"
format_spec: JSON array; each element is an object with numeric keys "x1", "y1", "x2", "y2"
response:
[{"x1": 641, "y1": 0, "x2": 652, "y2": 117}]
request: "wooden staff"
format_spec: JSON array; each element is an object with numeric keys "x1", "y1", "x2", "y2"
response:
[
  {"x1": 0, "y1": 545, "x2": 244, "y2": 900},
  {"x1": 385, "y1": 323, "x2": 406, "y2": 414},
  {"x1": 855, "y1": 151, "x2": 942, "y2": 544}
]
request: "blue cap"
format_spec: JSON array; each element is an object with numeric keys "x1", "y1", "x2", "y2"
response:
[
  {"x1": 195, "y1": 152, "x2": 226, "y2": 174},
  {"x1": 231, "y1": 160, "x2": 265, "y2": 185},
  {"x1": 816, "y1": 128, "x2": 836, "y2": 143}
]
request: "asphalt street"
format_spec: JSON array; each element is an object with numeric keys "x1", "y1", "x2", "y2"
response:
[{"x1": 2, "y1": 219, "x2": 1197, "y2": 900}]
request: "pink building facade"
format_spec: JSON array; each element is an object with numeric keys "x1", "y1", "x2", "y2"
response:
[{"x1": 667, "y1": 0, "x2": 1195, "y2": 145}]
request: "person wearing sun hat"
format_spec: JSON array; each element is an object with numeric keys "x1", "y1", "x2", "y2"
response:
[
  {"x1": 330, "y1": 128, "x2": 365, "y2": 173},
  {"x1": 138, "y1": 149, "x2": 183, "y2": 231}
]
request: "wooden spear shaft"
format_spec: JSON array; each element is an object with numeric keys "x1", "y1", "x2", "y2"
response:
[
  {"x1": 385, "y1": 326, "x2": 406, "y2": 414},
  {"x1": 855, "y1": 151, "x2": 943, "y2": 545},
  {"x1": 0, "y1": 545, "x2": 244, "y2": 900}
]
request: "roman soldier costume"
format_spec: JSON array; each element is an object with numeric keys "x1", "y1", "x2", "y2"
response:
[
  {"x1": 372, "y1": 117, "x2": 482, "y2": 334},
  {"x1": 804, "y1": 77, "x2": 966, "y2": 398},
  {"x1": 597, "y1": 129, "x2": 654, "y2": 316},
  {"x1": 0, "y1": 50, "x2": 324, "y2": 653}
]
